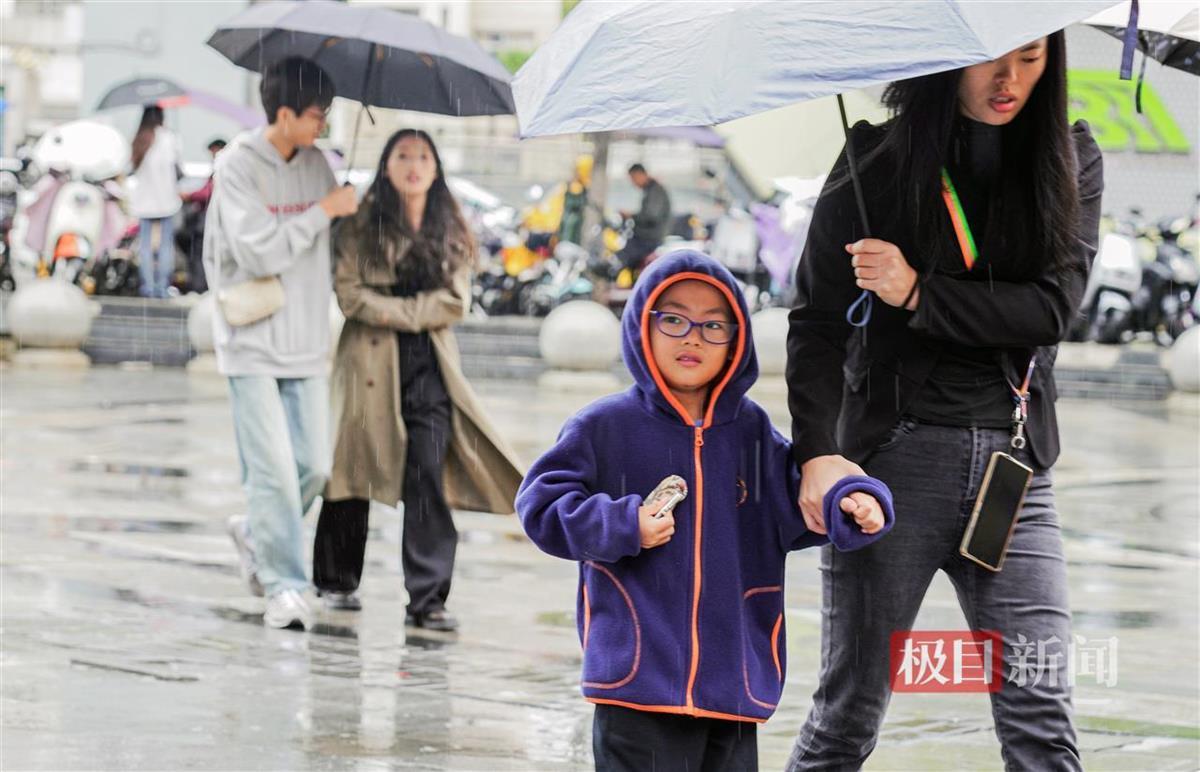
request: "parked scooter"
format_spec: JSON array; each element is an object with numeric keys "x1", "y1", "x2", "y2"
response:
[
  {"x1": 11, "y1": 119, "x2": 130, "y2": 290},
  {"x1": 1072, "y1": 214, "x2": 1143, "y2": 344},
  {"x1": 83, "y1": 222, "x2": 141, "y2": 297},
  {"x1": 0, "y1": 165, "x2": 19, "y2": 291},
  {"x1": 524, "y1": 240, "x2": 604, "y2": 316},
  {"x1": 44, "y1": 176, "x2": 111, "y2": 286},
  {"x1": 473, "y1": 232, "x2": 547, "y2": 316},
  {"x1": 1132, "y1": 213, "x2": 1199, "y2": 344}
]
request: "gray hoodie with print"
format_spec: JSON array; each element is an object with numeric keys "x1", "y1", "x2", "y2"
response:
[{"x1": 203, "y1": 128, "x2": 337, "y2": 378}]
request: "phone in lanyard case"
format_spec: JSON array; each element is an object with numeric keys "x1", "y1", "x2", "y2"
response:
[{"x1": 959, "y1": 452, "x2": 1034, "y2": 572}]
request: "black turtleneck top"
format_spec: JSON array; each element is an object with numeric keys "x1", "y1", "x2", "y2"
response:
[{"x1": 907, "y1": 117, "x2": 1015, "y2": 429}]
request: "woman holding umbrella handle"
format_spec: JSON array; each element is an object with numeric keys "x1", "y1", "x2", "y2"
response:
[
  {"x1": 786, "y1": 32, "x2": 1102, "y2": 771},
  {"x1": 315, "y1": 129, "x2": 524, "y2": 630}
]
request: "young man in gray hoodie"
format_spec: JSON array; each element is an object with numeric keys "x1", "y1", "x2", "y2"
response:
[{"x1": 204, "y1": 57, "x2": 358, "y2": 630}]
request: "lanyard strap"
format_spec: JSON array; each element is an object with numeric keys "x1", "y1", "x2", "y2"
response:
[
  {"x1": 1006, "y1": 356, "x2": 1036, "y2": 409},
  {"x1": 1005, "y1": 355, "x2": 1036, "y2": 450},
  {"x1": 940, "y1": 168, "x2": 978, "y2": 271}
]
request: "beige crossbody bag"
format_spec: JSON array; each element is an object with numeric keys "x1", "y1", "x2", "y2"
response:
[
  {"x1": 217, "y1": 276, "x2": 285, "y2": 327},
  {"x1": 210, "y1": 194, "x2": 285, "y2": 327}
]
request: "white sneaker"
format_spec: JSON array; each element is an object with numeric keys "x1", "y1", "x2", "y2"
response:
[
  {"x1": 263, "y1": 588, "x2": 313, "y2": 631},
  {"x1": 226, "y1": 515, "x2": 265, "y2": 598}
]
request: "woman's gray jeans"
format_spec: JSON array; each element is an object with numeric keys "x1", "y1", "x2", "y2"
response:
[{"x1": 788, "y1": 420, "x2": 1081, "y2": 772}]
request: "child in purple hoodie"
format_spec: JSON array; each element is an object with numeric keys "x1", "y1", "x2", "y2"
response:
[{"x1": 516, "y1": 251, "x2": 895, "y2": 770}]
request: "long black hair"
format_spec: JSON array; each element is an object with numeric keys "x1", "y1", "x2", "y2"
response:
[
  {"x1": 359, "y1": 128, "x2": 474, "y2": 288},
  {"x1": 869, "y1": 31, "x2": 1078, "y2": 278},
  {"x1": 131, "y1": 106, "x2": 165, "y2": 171}
]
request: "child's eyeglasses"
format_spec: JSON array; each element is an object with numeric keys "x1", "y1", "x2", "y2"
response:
[{"x1": 650, "y1": 310, "x2": 737, "y2": 345}]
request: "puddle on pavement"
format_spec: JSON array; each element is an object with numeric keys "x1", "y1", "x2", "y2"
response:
[
  {"x1": 6, "y1": 568, "x2": 361, "y2": 640},
  {"x1": 1062, "y1": 527, "x2": 1199, "y2": 561},
  {"x1": 50, "y1": 417, "x2": 188, "y2": 433},
  {"x1": 1073, "y1": 609, "x2": 1165, "y2": 630},
  {"x1": 4, "y1": 514, "x2": 208, "y2": 537},
  {"x1": 536, "y1": 610, "x2": 575, "y2": 628},
  {"x1": 1070, "y1": 561, "x2": 1164, "y2": 572},
  {"x1": 68, "y1": 460, "x2": 190, "y2": 478}
]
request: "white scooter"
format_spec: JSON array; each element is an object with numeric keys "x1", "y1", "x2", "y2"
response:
[
  {"x1": 9, "y1": 120, "x2": 130, "y2": 290},
  {"x1": 1073, "y1": 227, "x2": 1142, "y2": 344}
]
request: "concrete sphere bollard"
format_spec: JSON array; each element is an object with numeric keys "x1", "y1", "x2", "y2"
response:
[
  {"x1": 539, "y1": 301, "x2": 621, "y2": 371},
  {"x1": 8, "y1": 279, "x2": 100, "y2": 369},
  {"x1": 1166, "y1": 326, "x2": 1200, "y2": 393},
  {"x1": 8, "y1": 279, "x2": 98, "y2": 348},
  {"x1": 187, "y1": 293, "x2": 216, "y2": 353},
  {"x1": 185, "y1": 293, "x2": 218, "y2": 374},
  {"x1": 752, "y1": 307, "x2": 790, "y2": 376},
  {"x1": 538, "y1": 300, "x2": 622, "y2": 392}
]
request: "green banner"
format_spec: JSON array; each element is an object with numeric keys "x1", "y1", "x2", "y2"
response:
[{"x1": 1068, "y1": 69, "x2": 1190, "y2": 154}]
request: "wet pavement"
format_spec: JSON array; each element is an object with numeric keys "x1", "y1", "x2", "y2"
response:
[{"x1": 1, "y1": 365, "x2": 1198, "y2": 770}]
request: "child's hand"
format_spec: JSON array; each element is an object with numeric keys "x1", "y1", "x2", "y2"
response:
[
  {"x1": 637, "y1": 500, "x2": 675, "y2": 549},
  {"x1": 840, "y1": 493, "x2": 884, "y2": 534}
]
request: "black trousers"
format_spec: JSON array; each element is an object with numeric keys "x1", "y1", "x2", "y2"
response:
[
  {"x1": 592, "y1": 704, "x2": 758, "y2": 772},
  {"x1": 313, "y1": 333, "x2": 456, "y2": 616}
]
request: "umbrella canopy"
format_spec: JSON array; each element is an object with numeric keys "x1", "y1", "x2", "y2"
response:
[
  {"x1": 1087, "y1": 0, "x2": 1200, "y2": 74},
  {"x1": 718, "y1": 90, "x2": 888, "y2": 199},
  {"x1": 32, "y1": 120, "x2": 129, "y2": 182},
  {"x1": 207, "y1": 0, "x2": 514, "y2": 116},
  {"x1": 514, "y1": 0, "x2": 1118, "y2": 137},
  {"x1": 96, "y1": 77, "x2": 264, "y2": 128},
  {"x1": 175, "y1": 90, "x2": 266, "y2": 129},
  {"x1": 96, "y1": 77, "x2": 187, "y2": 110}
]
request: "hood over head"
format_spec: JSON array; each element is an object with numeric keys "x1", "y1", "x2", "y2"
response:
[{"x1": 620, "y1": 249, "x2": 758, "y2": 427}]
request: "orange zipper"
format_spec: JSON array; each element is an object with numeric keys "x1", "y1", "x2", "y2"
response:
[
  {"x1": 633, "y1": 271, "x2": 748, "y2": 713},
  {"x1": 685, "y1": 424, "x2": 704, "y2": 709}
]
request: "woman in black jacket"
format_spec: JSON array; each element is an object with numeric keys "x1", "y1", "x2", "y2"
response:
[{"x1": 785, "y1": 32, "x2": 1102, "y2": 771}]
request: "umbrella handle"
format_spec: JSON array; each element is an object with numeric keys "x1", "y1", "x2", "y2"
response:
[
  {"x1": 349, "y1": 104, "x2": 365, "y2": 169},
  {"x1": 838, "y1": 93, "x2": 874, "y2": 329},
  {"x1": 836, "y1": 93, "x2": 871, "y2": 236},
  {"x1": 346, "y1": 106, "x2": 377, "y2": 170},
  {"x1": 348, "y1": 44, "x2": 379, "y2": 168}
]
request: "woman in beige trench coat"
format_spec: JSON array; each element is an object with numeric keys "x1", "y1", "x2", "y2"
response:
[{"x1": 314, "y1": 129, "x2": 524, "y2": 630}]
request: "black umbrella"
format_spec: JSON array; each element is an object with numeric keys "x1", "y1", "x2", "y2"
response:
[
  {"x1": 1086, "y1": 1, "x2": 1198, "y2": 112},
  {"x1": 96, "y1": 77, "x2": 187, "y2": 110},
  {"x1": 206, "y1": 0, "x2": 515, "y2": 117},
  {"x1": 1088, "y1": 1, "x2": 1199, "y2": 76}
]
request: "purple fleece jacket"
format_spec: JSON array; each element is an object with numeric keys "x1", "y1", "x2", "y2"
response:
[{"x1": 516, "y1": 250, "x2": 893, "y2": 723}]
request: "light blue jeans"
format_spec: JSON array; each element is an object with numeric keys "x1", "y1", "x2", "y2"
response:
[
  {"x1": 227, "y1": 376, "x2": 330, "y2": 595},
  {"x1": 138, "y1": 216, "x2": 175, "y2": 298}
]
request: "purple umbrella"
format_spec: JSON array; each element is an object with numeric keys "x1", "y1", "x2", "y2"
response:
[
  {"x1": 165, "y1": 90, "x2": 265, "y2": 129},
  {"x1": 96, "y1": 77, "x2": 264, "y2": 129}
]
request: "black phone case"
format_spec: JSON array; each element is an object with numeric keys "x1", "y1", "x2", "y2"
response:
[{"x1": 959, "y1": 452, "x2": 1034, "y2": 572}]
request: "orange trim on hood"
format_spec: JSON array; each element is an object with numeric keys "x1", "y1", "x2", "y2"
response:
[{"x1": 638, "y1": 271, "x2": 748, "y2": 427}]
